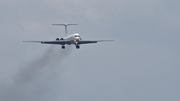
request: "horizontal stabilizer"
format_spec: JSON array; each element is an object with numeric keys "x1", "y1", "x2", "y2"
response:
[
  {"x1": 52, "y1": 24, "x2": 78, "y2": 26},
  {"x1": 52, "y1": 23, "x2": 78, "y2": 36}
]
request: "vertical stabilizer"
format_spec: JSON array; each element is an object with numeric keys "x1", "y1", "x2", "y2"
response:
[{"x1": 52, "y1": 23, "x2": 78, "y2": 36}]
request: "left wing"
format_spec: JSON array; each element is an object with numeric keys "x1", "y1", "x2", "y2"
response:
[{"x1": 23, "y1": 40, "x2": 70, "y2": 45}]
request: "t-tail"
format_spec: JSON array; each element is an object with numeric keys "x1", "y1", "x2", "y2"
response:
[{"x1": 52, "y1": 23, "x2": 78, "y2": 36}]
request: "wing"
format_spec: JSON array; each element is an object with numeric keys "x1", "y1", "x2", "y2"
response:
[
  {"x1": 23, "y1": 40, "x2": 114, "y2": 45},
  {"x1": 23, "y1": 40, "x2": 70, "y2": 45},
  {"x1": 78, "y1": 40, "x2": 114, "y2": 44}
]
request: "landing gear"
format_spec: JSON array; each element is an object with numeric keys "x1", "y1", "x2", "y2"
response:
[
  {"x1": 62, "y1": 45, "x2": 65, "y2": 49},
  {"x1": 76, "y1": 45, "x2": 80, "y2": 49}
]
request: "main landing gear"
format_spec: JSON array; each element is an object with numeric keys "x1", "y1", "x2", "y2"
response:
[
  {"x1": 62, "y1": 45, "x2": 65, "y2": 49},
  {"x1": 61, "y1": 45, "x2": 80, "y2": 49},
  {"x1": 76, "y1": 45, "x2": 80, "y2": 49}
]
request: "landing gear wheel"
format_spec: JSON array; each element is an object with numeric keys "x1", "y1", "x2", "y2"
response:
[
  {"x1": 62, "y1": 46, "x2": 65, "y2": 49},
  {"x1": 56, "y1": 38, "x2": 59, "y2": 40},
  {"x1": 76, "y1": 45, "x2": 80, "y2": 49}
]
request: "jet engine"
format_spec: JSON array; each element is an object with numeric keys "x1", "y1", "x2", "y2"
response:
[{"x1": 56, "y1": 38, "x2": 59, "y2": 40}]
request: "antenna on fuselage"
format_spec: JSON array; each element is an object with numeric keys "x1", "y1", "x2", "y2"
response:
[{"x1": 52, "y1": 23, "x2": 78, "y2": 36}]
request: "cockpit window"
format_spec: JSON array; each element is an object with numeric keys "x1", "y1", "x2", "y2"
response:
[{"x1": 74, "y1": 35, "x2": 80, "y2": 37}]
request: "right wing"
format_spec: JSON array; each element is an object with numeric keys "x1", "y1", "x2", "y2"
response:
[{"x1": 78, "y1": 40, "x2": 114, "y2": 44}]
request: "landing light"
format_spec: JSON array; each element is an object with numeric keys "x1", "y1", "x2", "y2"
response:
[{"x1": 75, "y1": 41, "x2": 78, "y2": 44}]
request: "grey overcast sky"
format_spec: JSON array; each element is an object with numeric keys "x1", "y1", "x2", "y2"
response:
[{"x1": 0, "y1": 0, "x2": 180, "y2": 101}]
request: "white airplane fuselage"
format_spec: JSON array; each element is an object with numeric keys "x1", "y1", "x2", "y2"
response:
[{"x1": 63, "y1": 33, "x2": 82, "y2": 45}]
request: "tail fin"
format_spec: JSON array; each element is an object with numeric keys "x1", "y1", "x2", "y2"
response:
[{"x1": 52, "y1": 23, "x2": 78, "y2": 36}]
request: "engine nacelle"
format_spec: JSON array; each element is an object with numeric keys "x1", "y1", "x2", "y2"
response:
[
  {"x1": 56, "y1": 38, "x2": 59, "y2": 40},
  {"x1": 60, "y1": 38, "x2": 64, "y2": 40}
]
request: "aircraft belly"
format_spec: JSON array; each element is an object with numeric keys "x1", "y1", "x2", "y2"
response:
[{"x1": 67, "y1": 41, "x2": 74, "y2": 45}]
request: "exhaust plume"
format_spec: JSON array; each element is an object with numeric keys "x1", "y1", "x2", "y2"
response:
[{"x1": 0, "y1": 45, "x2": 72, "y2": 101}]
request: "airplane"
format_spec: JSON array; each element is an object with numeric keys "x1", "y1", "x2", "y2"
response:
[{"x1": 23, "y1": 23, "x2": 114, "y2": 49}]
